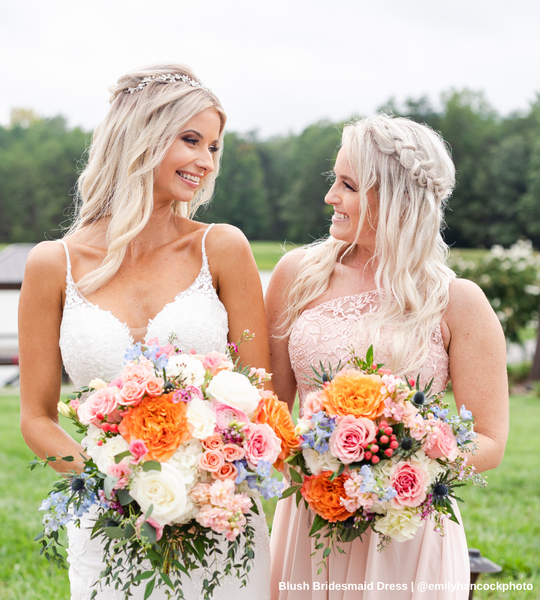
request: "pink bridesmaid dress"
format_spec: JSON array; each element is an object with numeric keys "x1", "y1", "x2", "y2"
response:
[{"x1": 270, "y1": 292, "x2": 470, "y2": 600}]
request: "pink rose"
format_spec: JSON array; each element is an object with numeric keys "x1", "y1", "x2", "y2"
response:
[
  {"x1": 199, "y1": 450, "x2": 226, "y2": 473},
  {"x1": 221, "y1": 444, "x2": 246, "y2": 462},
  {"x1": 202, "y1": 351, "x2": 233, "y2": 375},
  {"x1": 329, "y1": 415, "x2": 377, "y2": 464},
  {"x1": 144, "y1": 376, "x2": 164, "y2": 398},
  {"x1": 77, "y1": 387, "x2": 121, "y2": 426},
  {"x1": 146, "y1": 338, "x2": 175, "y2": 359},
  {"x1": 390, "y1": 461, "x2": 428, "y2": 508},
  {"x1": 425, "y1": 421, "x2": 458, "y2": 461},
  {"x1": 302, "y1": 392, "x2": 324, "y2": 419},
  {"x1": 135, "y1": 515, "x2": 163, "y2": 542},
  {"x1": 244, "y1": 423, "x2": 281, "y2": 468},
  {"x1": 122, "y1": 363, "x2": 151, "y2": 385},
  {"x1": 214, "y1": 402, "x2": 249, "y2": 430},
  {"x1": 118, "y1": 380, "x2": 145, "y2": 406},
  {"x1": 69, "y1": 399, "x2": 80, "y2": 410},
  {"x1": 108, "y1": 377, "x2": 124, "y2": 389},
  {"x1": 129, "y1": 439, "x2": 149, "y2": 464}
]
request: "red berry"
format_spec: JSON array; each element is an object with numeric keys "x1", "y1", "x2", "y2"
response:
[
  {"x1": 364, "y1": 451, "x2": 372, "y2": 460},
  {"x1": 361, "y1": 441, "x2": 370, "y2": 449},
  {"x1": 385, "y1": 427, "x2": 393, "y2": 436},
  {"x1": 379, "y1": 421, "x2": 388, "y2": 429},
  {"x1": 370, "y1": 444, "x2": 379, "y2": 453},
  {"x1": 101, "y1": 423, "x2": 110, "y2": 433},
  {"x1": 371, "y1": 455, "x2": 380, "y2": 464},
  {"x1": 96, "y1": 413, "x2": 104, "y2": 421},
  {"x1": 97, "y1": 440, "x2": 103, "y2": 446},
  {"x1": 390, "y1": 440, "x2": 399, "y2": 449},
  {"x1": 390, "y1": 434, "x2": 397, "y2": 440},
  {"x1": 380, "y1": 435, "x2": 389, "y2": 444},
  {"x1": 110, "y1": 424, "x2": 118, "y2": 433},
  {"x1": 384, "y1": 448, "x2": 393, "y2": 457}
]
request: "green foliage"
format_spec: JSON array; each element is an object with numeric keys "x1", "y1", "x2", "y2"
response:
[{"x1": 448, "y1": 240, "x2": 540, "y2": 344}]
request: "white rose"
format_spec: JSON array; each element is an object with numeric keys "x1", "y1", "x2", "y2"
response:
[
  {"x1": 166, "y1": 355, "x2": 206, "y2": 387},
  {"x1": 130, "y1": 463, "x2": 194, "y2": 527},
  {"x1": 206, "y1": 371, "x2": 261, "y2": 417},
  {"x1": 166, "y1": 439, "x2": 204, "y2": 486},
  {"x1": 373, "y1": 507, "x2": 423, "y2": 542},
  {"x1": 302, "y1": 448, "x2": 341, "y2": 475},
  {"x1": 92, "y1": 435, "x2": 130, "y2": 474},
  {"x1": 186, "y1": 399, "x2": 217, "y2": 439}
]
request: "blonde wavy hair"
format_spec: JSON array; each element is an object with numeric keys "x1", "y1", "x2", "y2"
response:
[
  {"x1": 68, "y1": 63, "x2": 226, "y2": 294},
  {"x1": 284, "y1": 114, "x2": 456, "y2": 377}
]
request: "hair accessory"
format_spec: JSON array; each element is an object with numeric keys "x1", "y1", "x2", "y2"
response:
[{"x1": 126, "y1": 73, "x2": 210, "y2": 94}]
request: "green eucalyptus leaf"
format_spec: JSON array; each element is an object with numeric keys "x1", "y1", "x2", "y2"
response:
[
  {"x1": 114, "y1": 450, "x2": 132, "y2": 464},
  {"x1": 143, "y1": 461, "x2": 162, "y2": 472}
]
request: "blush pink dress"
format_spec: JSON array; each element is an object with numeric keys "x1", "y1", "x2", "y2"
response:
[{"x1": 270, "y1": 292, "x2": 470, "y2": 600}]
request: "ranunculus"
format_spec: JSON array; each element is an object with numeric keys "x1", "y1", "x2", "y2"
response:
[
  {"x1": 244, "y1": 423, "x2": 281, "y2": 468},
  {"x1": 201, "y1": 351, "x2": 233, "y2": 375},
  {"x1": 302, "y1": 392, "x2": 324, "y2": 419},
  {"x1": 119, "y1": 393, "x2": 192, "y2": 462},
  {"x1": 212, "y1": 462, "x2": 238, "y2": 481},
  {"x1": 166, "y1": 354, "x2": 206, "y2": 387},
  {"x1": 374, "y1": 507, "x2": 423, "y2": 542},
  {"x1": 122, "y1": 363, "x2": 152, "y2": 385},
  {"x1": 130, "y1": 463, "x2": 193, "y2": 527},
  {"x1": 329, "y1": 415, "x2": 377, "y2": 464},
  {"x1": 199, "y1": 450, "x2": 225, "y2": 472},
  {"x1": 390, "y1": 461, "x2": 428, "y2": 508},
  {"x1": 255, "y1": 392, "x2": 301, "y2": 471},
  {"x1": 300, "y1": 472, "x2": 354, "y2": 522},
  {"x1": 92, "y1": 435, "x2": 130, "y2": 475},
  {"x1": 118, "y1": 380, "x2": 145, "y2": 407},
  {"x1": 214, "y1": 402, "x2": 249, "y2": 430},
  {"x1": 221, "y1": 444, "x2": 246, "y2": 462},
  {"x1": 202, "y1": 434, "x2": 224, "y2": 451},
  {"x1": 77, "y1": 387, "x2": 121, "y2": 426},
  {"x1": 302, "y1": 448, "x2": 341, "y2": 475},
  {"x1": 144, "y1": 376, "x2": 164, "y2": 398},
  {"x1": 206, "y1": 371, "x2": 261, "y2": 417},
  {"x1": 322, "y1": 371, "x2": 385, "y2": 420},
  {"x1": 186, "y1": 399, "x2": 217, "y2": 439},
  {"x1": 424, "y1": 421, "x2": 458, "y2": 461}
]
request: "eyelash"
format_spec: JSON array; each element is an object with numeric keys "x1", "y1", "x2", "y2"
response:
[{"x1": 182, "y1": 137, "x2": 220, "y2": 154}]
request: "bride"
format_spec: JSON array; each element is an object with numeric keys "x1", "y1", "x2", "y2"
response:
[
  {"x1": 266, "y1": 114, "x2": 509, "y2": 599},
  {"x1": 19, "y1": 64, "x2": 271, "y2": 600}
]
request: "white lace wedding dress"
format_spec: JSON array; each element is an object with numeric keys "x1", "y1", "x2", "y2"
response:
[{"x1": 59, "y1": 224, "x2": 271, "y2": 600}]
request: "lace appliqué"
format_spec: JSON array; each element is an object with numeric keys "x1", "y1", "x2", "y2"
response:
[{"x1": 289, "y1": 292, "x2": 450, "y2": 416}]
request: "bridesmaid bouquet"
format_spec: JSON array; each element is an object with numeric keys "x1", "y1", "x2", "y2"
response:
[
  {"x1": 31, "y1": 333, "x2": 296, "y2": 599},
  {"x1": 284, "y1": 346, "x2": 486, "y2": 559}
]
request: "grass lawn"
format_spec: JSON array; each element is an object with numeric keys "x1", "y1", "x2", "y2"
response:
[{"x1": 1, "y1": 393, "x2": 538, "y2": 599}]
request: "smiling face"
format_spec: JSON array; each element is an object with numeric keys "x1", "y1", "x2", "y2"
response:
[
  {"x1": 325, "y1": 148, "x2": 378, "y2": 244},
  {"x1": 153, "y1": 108, "x2": 222, "y2": 206}
]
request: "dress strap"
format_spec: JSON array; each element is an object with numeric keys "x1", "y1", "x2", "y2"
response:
[
  {"x1": 201, "y1": 224, "x2": 215, "y2": 270},
  {"x1": 58, "y1": 240, "x2": 74, "y2": 284}
]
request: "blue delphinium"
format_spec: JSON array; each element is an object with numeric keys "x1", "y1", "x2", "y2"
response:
[
  {"x1": 234, "y1": 459, "x2": 284, "y2": 499},
  {"x1": 430, "y1": 405, "x2": 450, "y2": 421},
  {"x1": 300, "y1": 411, "x2": 337, "y2": 454}
]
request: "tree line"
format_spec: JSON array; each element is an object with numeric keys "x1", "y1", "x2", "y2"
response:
[{"x1": 1, "y1": 91, "x2": 540, "y2": 247}]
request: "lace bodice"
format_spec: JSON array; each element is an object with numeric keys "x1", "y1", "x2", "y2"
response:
[
  {"x1": 289, "y1": 292, "x2": 449, "y2": 414},
  {"x1": 59, "y1": 224, "x2": 229, "y2": 388}
]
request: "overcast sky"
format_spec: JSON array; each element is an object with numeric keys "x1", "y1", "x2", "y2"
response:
[{"x1": 1, "y1": 0, "x2": 539, "y2": 137}]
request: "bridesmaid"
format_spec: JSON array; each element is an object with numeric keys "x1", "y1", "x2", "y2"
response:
[{"x1": 266, "y1": 114, "x2": 509, "y2": 599}]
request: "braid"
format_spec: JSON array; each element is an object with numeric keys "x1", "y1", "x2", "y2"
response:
[{"x1": 393, "y1": 139, "x2": 445, "y2": 197}]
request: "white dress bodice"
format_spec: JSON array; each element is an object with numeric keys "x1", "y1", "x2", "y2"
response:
[
  {"x1": 59, "y1": 224, "x2": 229, "y2": 387},
  {"x1": 59, "y1": 224, "x2": 270, "y2": 600}
]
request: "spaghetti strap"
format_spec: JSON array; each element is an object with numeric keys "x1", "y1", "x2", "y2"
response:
[
  {"x1": 58, "y1": 240, "x2": 74, "y2": 282},
  {"x1": 201, "y1": 223, "x2": 215, "y2": 267}
]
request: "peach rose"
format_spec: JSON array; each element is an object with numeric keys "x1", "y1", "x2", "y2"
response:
[
  {"x1": 255, "y1": 392, "x2": 300, "y2": 471},
  {"x1": 118, "y1": 393, "x2": 191, "y2": 462},
  {"x1": 212, "y1": 462, "x2": 238, "y2": 481},
  {"x1": 144, "y1": 376, "x2": 164, "y2": 398},
  {"x1": 300, "y1": 472, "x2": 354, "y2": 523},
  {"x1": 390, "y1": 461, "x2": 428, "y2": 508},
  {"x1": 329, "y1": 415, "x2": 377, "y2": 464},
  {"x1": 122, "y1": 362, "x2": 152, "y2": 385},
  {"x1": 221, "y1": 444, "x2": 246, "y2": 462},
  {"x1": 203, "y1": 434, "x2": 224, "y2": 451},
  {"x1": 118, "y1": 380, "x2": 145, "y2": 407},
  {"x1": 425, "y1": 421, "x2": 458, "y2": 461},
  {"x1": 199, "y1": 450, "x2": 226, "y2": 473},
  {"x1": 322, "y1": 371, "x2": 385, "y2": 420}
]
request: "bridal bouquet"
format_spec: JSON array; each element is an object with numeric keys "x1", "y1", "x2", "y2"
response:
[
  {"x1": 283, "y1": 346, "x2": 485, "y2": 562},
  {"x1": 32, "y1": 334, "x2": 296, "y2": 599}
]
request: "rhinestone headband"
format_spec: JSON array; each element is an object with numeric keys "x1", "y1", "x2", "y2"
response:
[{"x1": 126, "y1": 73, "x2": 210, "y2": 94}]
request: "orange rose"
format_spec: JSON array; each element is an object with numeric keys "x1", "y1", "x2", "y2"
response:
[
  {"x1": 255, "y1": 392, "x2": 300, "y2": 471},
  {"x1": 212, "y1": 462, "x2": 238, "y2": 481},
  {"x1": 322, "y1": 371, "x2": 385, "y2": 420},
  {"x1": 300, "y1": 471, "x2": 354, "y2": 523},
  {"x1": 118, "y1": 393, "x2": 191, "y2": 462}
]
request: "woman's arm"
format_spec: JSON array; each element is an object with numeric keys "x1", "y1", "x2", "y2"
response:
[
  {"x1": 443, "y1": 278, "x2": 509, "y2": 473},
  {"x1": 208, "y1": 225, "x2": 272, "y2": 378},
  {"x1": 19, "y1": 242, "x2": 85, "y2": 473},
  {"x1": 264, "y1": 250, "x2": 304, "y2": 412}
]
